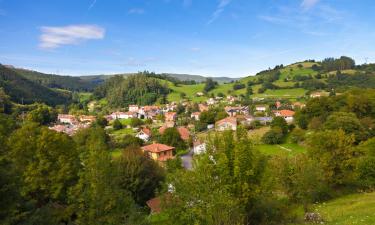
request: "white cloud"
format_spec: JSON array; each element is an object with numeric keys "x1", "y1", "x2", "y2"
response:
[
  {"x1": 207, "y1": 0, "x2": 232, "y2": 25},
  {"x1": 128, "y1": 8, "x2": 145, "y2": 14},
  {"x1": 39, "y1": 24, "x2": 105, "y2": 49},
  {"x1": 301, "y1": 0, "x2": 320, "y2": 10}
]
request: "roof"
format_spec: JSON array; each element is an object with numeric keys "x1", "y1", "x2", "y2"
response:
[
  {"x1": 140, "y1": 127, "x2": 151, "y2": 136},
  {"x1": 216, "y1": 117, "x2": 237, "y2": 126},
  {"x1": 191, "y1": 112, "x2": 201, "y2": 116},
  {"x1": 58, "y1": 114, "x2": 75, "y2": 119},
  {"x1": 277, "y1": 110, "x2": 295, "y2": 117},
  {"x1": 141, "y1": 143, "x2": 175, "y2": 153},
  {"x1": 146, "y1": 197, "x2": 162, "y2": 214},
  {"x1": 177, "y1": 127, "x2": 190, "y2": 140}
]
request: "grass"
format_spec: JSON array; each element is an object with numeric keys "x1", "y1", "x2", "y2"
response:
[
  {"x1": 111, "y1": 149, "x2": 123, "y2": 158},
  {"x1": 293, "y1": 192, "x2": 375, "y2": 225},
  {"x1": 252, "y1": 88, "x2": 307, "y2": 99},
  {"x1": 110, "y1": 128, "x2": 135, "y2": 136}
]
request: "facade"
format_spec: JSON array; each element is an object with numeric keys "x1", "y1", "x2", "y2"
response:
[
  {"x1": 165, "y1": 112, "x2": 177, "y2": 121},
  {"x1": 129, "y1": 105, "x2": 139, "y2": 112},
  {"x1": 193, "y1": 140, "x2": 206, "y2": 155},
  {"x1": 215, "y1": 117, "x2": 237, "y2": 131},
  {"x1": 255, "y1": 105, "x2": 267, "y2": 112},
  {"x1": 57, "y1": 114, "x2": 77, "y2": 125},
  {"x1": 274, "y1": 110, "x2": 295, "y2": 123},
  {"x1": 191, "y1": 112, "x2": 201, "y2": 121},
  {"x1": 136, "y1": 127, "x2": 152, "y2": 142},
  {"x1": 141, "y1": 143, "x2": 175, "y2": 163}
]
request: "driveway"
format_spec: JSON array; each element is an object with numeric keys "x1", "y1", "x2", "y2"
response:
[{"x1": 181, "y1": 148, "x2": 194, "y2": 170}]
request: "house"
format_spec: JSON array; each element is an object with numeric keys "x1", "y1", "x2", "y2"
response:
[
  {"x1": 254, "y1": 117, "x2": 273, "y2": 125},
  {"x1": 191, "y1": 112, "x2": 201, "y2": 121},
  {"x1": 141, "y1": 143, "x2": 175, "y2": 163},
  {"x1": 274, "y1": 110, "x2": 295, "y2": 123},
  {"x1": 193, "y1": 140, "x2": 206, "y2": 155},
  {"x1": 129, "y1": 105, "x2": 139, "y2": 112},
  {"x1": 310, "y1": 91, "x2": 329, "y2": 98},
  {"x1": 255, "y1": 105, "x2": 267, "y2": 112},
  {"x1": 110, "y1": 111, "x2": 137, "y2": 120},
  {"x1": 177, "y1": 127, "x2": 190, "y2": 141},
  {"x1": 226, "y1": 95, "x2": 238, "y2": 103},
  {"x1": 292, "y1": 102, "x2": 306, "y2": 109},
  {"x1": 207, "y1": 98, "x2": 216, "y2": 105},
  {"x1": 198, "y1": 104, "x2": 209, "y2": 112},
  {"x1": 136, "y1": 127, "x2": 152, "y2": 142},
  {"x1": 165, "y1": 112, "x2": 177, "y2": 121},
  {"x1": 57, "y1": 114, "x2": 77, "y2": 125},
  {"x1": 146, "y1": 197, "x2": 162, "y2": 214},
  {"x1": 79, "y1": 115, "x2": 96, "y2": 124},
  {"x1": 275, "y1": 101, "x2": 282, "y2": 109},
  {"x1": 237, "y1": 114, "x2": 255, "y2": 125},
  {"x1": 215, "y1": 117, "x2": 237, "y2": 131},
  {"x1": 196, "y1": 92, "x2": 204, "y2": 97},
  {"x1": 224, "y1": 106, "x2": 249, "y2": 117}
]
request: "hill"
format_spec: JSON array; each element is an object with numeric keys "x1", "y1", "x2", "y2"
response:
[
  {"x1": 12, "y1": 67, "x2": 99, "y2": 91},
  {"x1": 0, "y1": 65, "x2": 71, "y2": 105}
]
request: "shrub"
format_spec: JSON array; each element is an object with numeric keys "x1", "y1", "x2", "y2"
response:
[{"x1": 262, "y1": 127, "x2": 284, "y2": 144}]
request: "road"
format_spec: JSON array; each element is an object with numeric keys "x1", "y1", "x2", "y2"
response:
[{"x1": 181, "y1": 148, "x2": 194, "y2": 170}]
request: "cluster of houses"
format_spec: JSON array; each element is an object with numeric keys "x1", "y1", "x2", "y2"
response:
[{"x1": 49, "y1": 114, "x2": 96, "y2": 136}]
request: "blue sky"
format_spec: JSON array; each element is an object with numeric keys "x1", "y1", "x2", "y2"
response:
[{"x1": 0, "y1": 0, "x2": 374, "y2": 77}]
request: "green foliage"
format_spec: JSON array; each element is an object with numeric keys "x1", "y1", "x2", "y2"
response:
[
  {"x1": 0, "y1": 65, "x2": 71, "y2": 106},
  {"x1": 26, "y1": 103, "x2": 57, "y2": 125},
  {"x1": 112, "y1": 134, "x2": 143, "y2": 149},
  {"x1": 95, "y1": 73, "x2": 169, "y2": 108},
  {"x1": 159, "y1": 127, "x2": 186, "y2": 150},
  {"x1": 290, "y1": 128, "x2": 306, "y2": 144},
  {"x1": 115, "y1": 147, "x2": 165, "y2": 205},
  {"x1": 262, "y1": 127, "x2": 284, "y2": 144},
  {"x1": 271, "y1": 117, "x2": 288, "y2": 135},
  {"x1": 203, "y1": 78, "x2": 218, "y2": 92},
  {"x1": 307, "y1": 130, "x2": 357, "y2": 187},
  {"x1": 130, "y1": 117, "x2": 144, "y2": 127},
  {"x1": 321, "y1": 56, "x2": 355, "y2": 72},
  {"x1": 356, "y1": 138, "x2": 375, "y2": 188},
  {"x1": 112, "y1": 119, "x2": 123, "y2": 130}
]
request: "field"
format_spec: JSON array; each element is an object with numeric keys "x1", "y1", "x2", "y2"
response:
[
  {"x1": 252, "y1": 88, "x2": 307, "y2": 100},
  {"x1": 293, "y1": 192, "x2": 375, "y2": 225}
]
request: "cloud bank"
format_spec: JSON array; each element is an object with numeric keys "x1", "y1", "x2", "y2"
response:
[{"x1": 39, "y1": 24, "x2": 105, "y2": 49}]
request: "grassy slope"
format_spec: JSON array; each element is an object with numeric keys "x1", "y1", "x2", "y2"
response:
[{"x1": 293, "y1": 192, "x2": 375, "y2": 225}]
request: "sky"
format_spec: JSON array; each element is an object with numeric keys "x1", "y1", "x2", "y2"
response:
[{"x1": 0, "y1": 0, "x2": 375, "y2": 77}]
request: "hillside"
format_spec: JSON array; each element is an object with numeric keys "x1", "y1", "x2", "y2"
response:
[
  {"x1": 0, "y1": 65, "x2": 71, "y2": 105},
  {"x1": 12, "y1": 67, "x2": 99, "y2": 91}
]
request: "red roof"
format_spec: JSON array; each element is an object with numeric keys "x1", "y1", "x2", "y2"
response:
[
  {"x1": 146, "y1": 197, "x2": 162, "y2": 214},
  {"x1": 177, "y1": 127, "x2": 190, "y2": 141},
  {"x1": 141, "y1": 143, "x2": 175, "y2": 153},
  {"x1": 215, "y1": 117, "x2": 237, "y2": 126},
  {"x1": 277, "y1": 110, "x2": 295, "y2": 117},
  {"x1": 141, "y1": 127, "x2": 152, "y2": 136}
]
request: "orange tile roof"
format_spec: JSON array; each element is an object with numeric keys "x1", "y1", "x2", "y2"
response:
[
  {"x1": 141, "y1": 127, "x2": 152, "y2": 136},
  {"x1": 177, "y1": 127, "x2": 190, "y2": 141},
  {"x1": 141, "y1": 143, "x2": 174, "y2": 153},
  {"x1": 215, "y1": 117, "x2": 237, "y2": 126},
  {"x1": 277, "y1": 110, "x2": 295, "y2": 117}
]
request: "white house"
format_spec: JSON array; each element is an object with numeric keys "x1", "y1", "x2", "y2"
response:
[
  {"x1": 193, "y1": 140, "x2": 206, "y2": 155},
  {"x1": 255, "y1": 105, "x2": 267, "y2": 112},
  {"x1": 136, "y1": 127, "x2": 152, "y2": 142},
  {"x1": 274, "y1": 110, "x2": 295, "y2": 123},
  {"x1": 129, "y1": 105, "x2": 139, "y2": 112},
  {"x1": 191, "y1": 112, "x2": 201, "y2": 121},
  {"x1": 58, "y1": 114, "x2": 77, "y2": 125},
  {"x1": 111, "y1": 111, "x2": 137, "y2": 120},
  {"x1": 215, "y1": 117, "x2": 237, "y2": 131}
]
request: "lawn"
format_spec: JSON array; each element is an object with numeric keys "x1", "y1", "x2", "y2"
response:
[
  {"x1": 165, "y1": 82, "x2": 208, "y2": 102},
  {"x1": 252, "y1": 88, "x2": 307, "y2": 100},
  {"x1": 110, "y1": 128, "x2": 135, "y2": 136},
  {"x1": 293, "y1": 192, "x2": 375, "y2": 225}
]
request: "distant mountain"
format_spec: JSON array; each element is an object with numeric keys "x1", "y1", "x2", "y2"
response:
[
  {"x1": 80, "y1": 73, "x2": 240, "y2": 84},
  {"x1": 12, "y1": 67, "x2": 98, "y2": 91},
  {"x1": 0, "y1": 65, "x2": 70, "y2": 105}
]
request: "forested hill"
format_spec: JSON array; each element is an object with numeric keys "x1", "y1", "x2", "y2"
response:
[
  {"x1": 0, "y1": 65, "x2": 71, "y2": 105},
  {"x1": 12, "y1": 67, "x2": 99, "y2": 91}
]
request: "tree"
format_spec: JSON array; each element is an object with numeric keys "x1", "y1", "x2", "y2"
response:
[
  {"x1": 26, "y1": 103, "x2": 57, "y2": 125},
  {"x1": 262, "y1": 127, "x2": 284, "y2": 144},
  {"x1": 115, "y1": 147, "x2": 164, "y2": 205},
  {"x1": 8, "y1": 123, "x2": 80, "y2": 205},
  {"x1": 129, "y1": 117, "x2": 144, "y2": 127},
  {"x1": 271, "y1": 117, "x2": 288, "y2": 135},
  {"x1": 94, "y1": 116, "x2": 108, "y2": 128},
  {"x1": 307, "y1": 130, "x2": 357, "y2": 186},
  {"x1": 246, "y1": 85, "x2": 253, "y2": 96},
  {"x1": 204, "y1": 78, "x2": 217, "y2": 92},
  {"x1": 323, "y1": 112, "x2": 368, "y2": 142},
  {"x1": 0, "y1": 88, "x2": 12, "y2": 114},
  {"x1": 290, "y1": 128, "x2": 306, "y2": 144},
  {"x1": 112, "y1": 119, "x2": 123, "y2": 130},
  {"x1": 160, "y1": 127, "x2": 186, "y2": 150},
  {"x1": 356, "y1": 138, "x2": 375, "y2": 188},
  {"x1": 69, "y1": 127, "x2": 141, "y2": 225}
]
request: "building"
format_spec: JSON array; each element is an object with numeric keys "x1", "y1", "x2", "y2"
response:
[
  {"x1": 129, "y1": 105, "x2": 139, "y2": 112},
  {"x1": 141, "y1": 143, "x2": 175, "y2": 163},
  {"x1": 79, "y1": 115, "x2": 96, "y2": 124},
  {"x1": 191, "y1": 112, "x2": 201, "y2": 121},
  {"x1": 110, "y1": 111, "x2": 137, "y2": 120},
  {"x1": 196, "y1": 92, "x2": 204, "y2": 97},
  {"x1": 193, "y1": 140, "x2": 206, "y2": 155},
  {"x1": 165, "y1": 112, "x2": 177, "y2": 121},
  {"x1": 57, "y1": 114, "x2": 77, "y2": 125},
  {"x1": 254, "y1": 117, "x2": 273, "y2": 125},
  {"x1": 292, "y1": 102, "x2": 306, "y2": 109},
  {"x1": 215, "y1": 117, "x2": 237, "y2": 131},
  {"x1": 274, "y1": 110, "x2": 295, "y2": 123},
  {"x1": 207, "y1": 98, "x2": 217, "y2": 105},
  {"x1": 177, "y1": 127, "x2": 190, "y2": 141},
  {"x1": 224, "y1": 106, "x2": 249, "y2": 117},
  {"x1": 310, "y1": 91, "x2": 329, "y2": 98},
  {"x1": 255, "y1": 105, "x2": 267, "y2": 112},
  {"x1": 136, "y1": 127, "x2": 152, "y2": 142},
  {"x1": 198, "y1": 103, "x2": 209, "y2": 112}
]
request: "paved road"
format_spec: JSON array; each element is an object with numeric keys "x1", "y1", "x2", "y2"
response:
[{"x1": 181, "y1": 148, "x2": 194, "y2": 170}]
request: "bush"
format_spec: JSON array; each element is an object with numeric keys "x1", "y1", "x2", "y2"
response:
[
  {"x1": 113, "y1": 119, "x2": 123, "y2": 130},
  {"x1": 129, "y1": 118, "x2": 144, "y2": 127},
  {"x1": 290, "y1": 128, "x2": 306, "y2": 144},
  {"x1": 262, "y1": 127, "x2": 284, "y2": 144},
  {"x1": 113, "y1": 135, "x2": 143, "y2": 148}
]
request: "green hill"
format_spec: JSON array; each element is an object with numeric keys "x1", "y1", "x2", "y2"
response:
[{"x1": 0, "y1": 65, "x2": 71, "y2": 105}]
